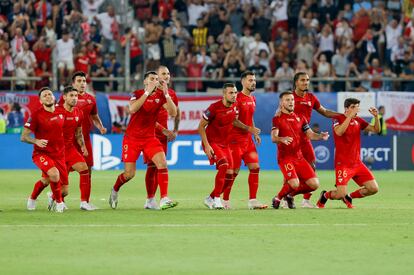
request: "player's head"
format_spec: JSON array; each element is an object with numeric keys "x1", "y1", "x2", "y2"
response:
[
  {"x1": 378, "y1": 105, "x2": 385, "y2": 115},
  {"x1": 344, "y1": 98, "x2": 360, "y2": 116},
  {"x1": 38, "y1": 87, "x2": 55, "y2": 107},
  {"x1": 63, "y1": 86, "x2": 79, "y2": 107},
  {"x1": 71, "y1": 71, "x2": 87, "y2": 93},
  {"x1": 143, "y1": 71, "x2": 159, "y2": 89},
  {"x1": 241, "y1": 71, "x2": 256, "y2": 92},
  {"x1": 293, "y1": 72, "x2": 309, "y2": 92},
  {"x1": 279, "y1": 91, "x2": 294, "y2": 113},
  {"x1": 222, "y1": 83, "x2": 237, "y2": 104},
  {"x1": 157, "y1": 65, "x2": 170, "y2": 85}
]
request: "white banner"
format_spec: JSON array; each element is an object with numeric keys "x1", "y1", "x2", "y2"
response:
[
  {"x1": 337, "y1": 92, "x2": 376, "y2": 117},
  {"x1": 377, "y1": 92, "x2": 414, "y2": 131}
]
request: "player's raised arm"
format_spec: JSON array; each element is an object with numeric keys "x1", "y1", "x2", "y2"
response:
[
  {"x1": 161, "y1": 81, "x2": 177, "y2": 117},
  {"x1": 364, "y1": 107, "x2": 381, "y2": 134},
  {"x1": 198, "y1": 118, "x2": 214, "y2": 158},
  {"x1": 305, "y1": 128, "x2": 329, "y2": 141},
  {"x1": 316, "y1": 105, "x2": 341, "y2": 118},
  {"x1": 334, "y1": 103, "x2": 359, "y2": 136},
  {"x1": 129, "y1": 72, "x2": 158, "y2": 114}
]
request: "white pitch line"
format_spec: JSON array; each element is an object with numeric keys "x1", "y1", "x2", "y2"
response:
[{"x1": 1, "y1": 223, "x2": 411, "y2": 228}]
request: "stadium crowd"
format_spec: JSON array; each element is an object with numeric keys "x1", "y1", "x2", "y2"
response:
[{"x1": 1, "y1": 0, "x2": 414, "y2": 92}]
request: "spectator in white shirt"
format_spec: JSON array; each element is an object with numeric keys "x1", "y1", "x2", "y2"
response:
[
  {"x1": 275, "y1": 60, "x2": 294, "y2": 93},
  {"x1": 385, "y1": 18, "x2": 403, "y2": 66},
  {"x1": 94, "y1": 5, "x2": 119, "y2": 53},
  {"x1": 56, "y1": 30, "x2": 75, "y2": 85},
  {"x1": 81, "y1": 0, "x2": 105, "y2": 23}
]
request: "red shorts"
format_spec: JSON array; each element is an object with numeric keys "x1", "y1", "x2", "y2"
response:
[
  {"x1": 144, "y1": 139, "x2": 167, "y2": 164},
  {"x1": 300, "y1": 138, "x2": 316, "y2": 163},
  {"x1": 279, "y1": 157, "x2": 316, "y2": 182},
  {"x1": 122, "y1": 136, "x2": 164, "y2": 163},
  {"x1": 335, "y1": 163, "x2": 375, "y2": 186},
  {"x1": 229, "y1": 138, "x2": 259, "y2": 169},
  {"x1": 33, "y1": 153, "x2": 69, "y2": 186},
  {"x1": 65, "y1": 146, "x2": 86, "y2": 169},
  {"x1": 204, "y1": 143, "x2": 233, "y2": 169},
  {"x1": 75, "y1": 137, "x2": 93, "y2": 167}
]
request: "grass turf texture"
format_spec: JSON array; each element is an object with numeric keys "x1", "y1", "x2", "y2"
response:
[{"x1": 0, "y1": 170, "x2": 413, "y2": 274}]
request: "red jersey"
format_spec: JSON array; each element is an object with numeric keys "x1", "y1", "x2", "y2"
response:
[
  {"x1": 56, "y1": 105, "x2": 83, "y2": 149},
  {"x1": 272, "y1": 112, "x2": 310, "y2": 162},
  {"x1": 293, "y1": 91, "x2": 321, "y2": 123},
  {"x1": 203, "y1": 100, "x2": 238, "y2": 147},
  {"x1": 155, "y1": 88, "x2": 179, "y2": 142},
  {"x1": 125, "y1": 89, "x2": 167, "y2": 140},
  {"x1": 59, "y1": 92, "x2": 97, "y2": 141},
  {"x1": 24, "y1": 107, "x2": 65, "y2": 158},
  {"x1": 230, "y1": 92, "x2": 256, "y2": 144},
  {"x1": 333, "y1": 114, "x2": 369, "y2": 167},
  {"x1": 75, "y1": 55, "x2": 90, "y2": 73}
]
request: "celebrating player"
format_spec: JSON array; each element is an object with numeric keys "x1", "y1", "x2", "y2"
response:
[
  {"x1": 199, "y1": 83, "x2": 256, "y2": 209},
  {"x1": 56, "y1": 86, "x2": 96, "y2": 210},
  {"x1": 221, "y1": 71, "x2": 267, "y2": 210},
  {"x1": 290, "y1": 72, "x2": 340, "y2": 208},
  {"x1": 271, "y1": 91, "x2": 329, "y2": 209},
  {"x1": 143, "y1": 66, "x2": 180, "y2": 210},
  {"x1": 109, "y1": 71, "x2": 178, "y2": 210},
  {"x1": 316, "y1": 98, "x2": 380, "y2": 209},
  {"x1": 23, "y1": 87, "x2": 66, "y2": 213}
]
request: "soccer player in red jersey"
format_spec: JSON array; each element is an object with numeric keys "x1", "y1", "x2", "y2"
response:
[
  {"x1": 271, "y1": 91, "x2": 329, "y2": 209},
  {"x1": 290, "y1": 72, "x2": 340, "y2": 208},
  {"x1": 199, "y1": 83, "x2": 254, "y2": 209},
  {"x1": 143, "y1": 66, "x2": 180, "y2": 210},
  {"x1": 109, "y1": 71, "x2": 178, "y2": 210},
  {"x1": 23, "y1": 87, "x2": 67, "y2": 213},
  {"x1": 69, "y1": 71, "x2": 107, "y2": 175},
  {"x1": 221, "y1": 71, "x2": 267, "y2": 210},
  {"x1": 316, "y1": 98, "x2": 380, "y2": 209},
  {"x1": 56, "y1": 86, "x2": 97, "y2": 211}
]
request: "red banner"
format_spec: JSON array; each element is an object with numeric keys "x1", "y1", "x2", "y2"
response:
[
  {"x1": 377, "y1": 92, "x2": 414, "y2": 131},
  {"x1": 0, "y1": 92, "x2": 41, "y2": 122}
]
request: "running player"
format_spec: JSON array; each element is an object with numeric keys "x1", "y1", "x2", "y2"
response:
[{"x1": 316, "y1": 98, "x2": 380, "y2": 209}]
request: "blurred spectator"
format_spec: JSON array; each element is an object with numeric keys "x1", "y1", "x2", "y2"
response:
[
  {"x1": 270, "y1": 0, "x2": 289, "y2": 40},
  {"x1": 192, "y1": 18, "x2": 208, "y2": 49},
  {"x1": 391, "y1": 37, "x2": 409, "y2": 74},
  {"x1": 158, "y1": 0, "x2": 174, "y2": 23},
  {"x1": 34, "y1": 61, "x2": 51, "y2": 89},
  {"x1": 293, "y1": 35, "x2": 314, "y2": 68},
  {"x1": 248, "y1": 54, "x2": 269, "y2": 92},
  {"x1": 86, "y1": 41, "x2": 101, "y2": 65},
  {"x1": 75, "y1": 45, "x2": 90, "y2": 75},
  {"x1": 274, "y1": 59, "x2": 294, "y2": 93},
  {"x1": 186, "y1": 52, "x2": 204, "y2": 92},
  {"x1": 246, "y1": 33, "x2": 269, "y2": 67},
  {"x1": 82, "y1": 0, "x2": 105, "y2": 23},
  {"x1": 160, "y1": 26, "x2": 177, "y2": 71},
  {"x1": 332, "y1": 45, "x2": 351, "y2": 92},
  {"x1": 352, "y1": 8, "x2": 371, "y2": 43},
  {"x1": 227, "y1": 2, "x2": 244, "y2": 36},
  {"x1": 10, "y1": 27, "x2": 25, "y2": 57},
  {"x1": 203, "y1": 52, "x2": 223, "y2": 92},
  {"x1": 14, "y1": 59, "x2": 29, "y2": 90},
  {"x1": 206, "y1": 35, "x2": 219, "y2": 54},
  {"x1": 383, "y1": 67, "x2": 397, "y2": 91},
  {"x1": 217, "y1": 25, "x2": 238, "y2": 46},
  {"x1": 0, "y1": 108, "x2": 5, "y2": 134},
  {"x1": 6, "y1": 103, "x2": 24, "y2": 133},
  {"x1": 145, "y1": 18, "x2": 163, "y2": 70},
  {"x1": 317, "y1": 24, "x2": 334, "y2": 62},
  {"x1": 187, "y1": 0, "x2": 208, "y2": 29},
  {"x1": 15, "y1": 41, "x2": 36, "y2": 88},
  {"x1": 370, "y1": 106, "x2": 387, "y2": 136},
  {"x1": 252, "y1": 8, "x2": 271, "y2": 43},
  {"x1": 319, "y1": 0, "x2": 337, "y2": 26},
  {"x1": 121, "y1": 27, "x2": 143, "y2": 79},
  {"x1": 34, "y1": 0, "x2": 52, "y2": 34},
  {"x1": 104, "y1": 52, "x2": 122, "y2": 91},
  {"x1": 56, "y1": 29, "x2": 75, "y2": 86},
  {"x1": 298, "y1": 5, "x2": 319, "y2": 38},
  {"x1": 43, "y1": 19, "x2": 56, "y2": 46},
  {"x1": 91, "y1": 56, "x2": 108, "y2": 91},
  {"x1": 365, "y1": 56, "x2": 383, "y2": 91},
  {"x1": 94, "y1": 5, "x2": 119, "y2": 53},
  {"x1": 400, "y1": 60, "x2": 414, "y2": 91},
  {"x1": 171, "y1": 15, "x2": 191, "y2": 52},
  {"x1": 205, "y1": 5, "x2": 227, "y2": 39},
  {"x1": 33, "y1": 37, "x2": 52, "y2": 68},
  {"x1": 314, "y1": 53, "x2": 332, "y2": 92},
  {"x1": 385, "y1": 18, "x2": 403, "y2": 66},
  {"x1": 223, "y1": 49, "x2": 246, "y2": 79},
  {"x1": 239, "y1": 27, "x2": 255, "y2": 60},
  {"x1": 90, "y1": 23, "x2": 101, "y2": 44}
]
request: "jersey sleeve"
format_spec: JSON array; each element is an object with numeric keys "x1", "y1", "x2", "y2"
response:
[
  {"x1": 332, "y1": 115, "x2": 342, "y2": 127},
  {"x1": 77, "y1": 108, "x2": 84, "y2": 127},
  {"x1": 301, "y1": 116, "x2": 310, "y2": 132},
  {"x1": 203, "y1": 105, "x2": 216, "y2": 121},
  {"x1": 312, "y1": 94, "x2": 321, "y2": 110},
  {"x1": 272, "y1": 116, "x2": 279, "y2": 130},
  {"x1": 130, "y1": 90, "x2": 144, "y2": 101},
  {"x1": 90, "y1": 97, "x2": 98, "y2": 115},
  {"x1": 356, "y1": 117, "x2": 369, "y2": 130},
  {"x1": 24, "y1": 112, "x2": 37, "y2": 132}
]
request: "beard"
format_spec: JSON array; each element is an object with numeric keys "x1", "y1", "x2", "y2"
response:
[{"x1": 44, "y1": 102, "x2": 54, "y2": 107}]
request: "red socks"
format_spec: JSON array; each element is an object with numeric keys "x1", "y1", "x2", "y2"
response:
[
  {"x1": 325, "y1": 191, "x2": 332, "y2": 200},
  {"x1": 49, "y1": 180, "x2": 62, "y2": 203},
  {"x1": 303, "y1": 192, "x2": 312, "y2": 200},
  {"x1": 145, "y1": 165, "x2": 158, "y2": 198},
  {"x1": 248, "y1": 168, "x2": 259, "y2": 199},
  {"x1": 222, "y1": 173, "x2": 235, "y2": 200},
  {"x1": 211, "y1": 160, "x2": 228, "y2": 198},
  {"x1": 277, "y1": 182, "x2": 293, "y2": 199},
  {"x1": 30, "y1": 180, "x2": 47, "y2": 200},
  {"x1": 113, "y1": 173, "x2": 129, "y2": 192},
  {"x1": 290, "y1": 181, "x2": 316, "y2": 197},
  {"x1": 157, "y1": 168, "x2": 169, "y2": 198},
  {"x1": 79, "y1": 170, "x2": 90, "y2": 202},
  {"x1": 350, "y1": 190, "x2": 364, "y2": 199}
]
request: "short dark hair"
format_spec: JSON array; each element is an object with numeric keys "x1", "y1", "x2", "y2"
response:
[
  {"x1": 293, "y1": 72, "x2": 308, "y2": 90},
  {"x1": 223, "y1": 83, "x2": 236, "y2": 90},
  {"x1": 71, "y1": 71, "x2": 86, "y2": 83},
  {"x1": 38, "y1": 87, "x2": 52, "y2": 97},
  {"x1": 279, "y1": 90, "x2": 293, "y2": 99},
  {"x1": 241, "y1": 71, "x2": 255, "y2": 80},
  {"x1": 344, "y1": 98, "x2": 360, "y2": 108},
  {"x1": 63, "y1": 85, "x2": 78, "y2": 95},
  {"x1": 144, "y1": 71, "x2": 158, "y2": 80}
]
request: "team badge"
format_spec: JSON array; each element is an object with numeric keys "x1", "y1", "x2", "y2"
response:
[
  {"x1": 287, "y1": 172, "x2": 291, "y2": 177},
  {"x1": 87, "y1": 99, "x2": 92, "y2": 104},
  {"x1": 155, "y1": 99, "x2": 160, "y2": 103},
  {"x1": 75, "y1": 117, "x2": 79, "y2": 121},
  {"x1": 59, "y1": 114, "x2": 63, "y2": 119},
  {"x1": 44, "y1": 161, "x2": 48, "y2": 166},
  {"x1": 308, "y1": 101, "x2": 311, "y2": 106},
  {"x1": 296, "y1": 117, "x2": 300, "y2": 122},
  {"x1": 338, "y1": 178, "x2": 343, "y2": 183}
]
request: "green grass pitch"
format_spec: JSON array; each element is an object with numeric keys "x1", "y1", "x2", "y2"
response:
[{"x1": 0, "y1": 170, "x2": 413, "y2": 274}]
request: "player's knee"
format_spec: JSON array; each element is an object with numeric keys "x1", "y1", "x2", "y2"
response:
[
  {"x1": 48, "y1": 172, "x2": 60, "y2": 183},
  {"x1": 155, "y1": 161, "x2": 167, "y2": 169},
  {"x1": 307, "y1": 178, "x2": 319, "y2": 190},
  {"x1": 249, "y1": 164, "x2": 260, "y2": 172},
  {"x1": 40, "y1": 178, "x2": 50, "y2": 186},
  {"x1": 288, "y1": 179, "x2": 300, "y2": 189},
  {"x1": 78, "y1": 163, "x2": 88, "y2": 172},
  {"x1": 367, "y1": 183, "x2": 379, "y2": 195},
  {"x1": 123, "y1": 170, "x2": 135, "y2": 180}
]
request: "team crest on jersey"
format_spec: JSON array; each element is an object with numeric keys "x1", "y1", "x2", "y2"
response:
[
  {"x1": 87, "y1": 99, "x2": 92, "y2": 104},
  {"x1": 155, "y1": 98, "x2": 160, "y2": 103},
  {"x1": 338, "y1": 178, "x2": 343, "y2": 183},
  {"x1": 59, "y1": 114, "x2": 63, "y2": 119},
  {"x1": 296, "y1": 117, "x2": 300, "y2": 122},
  {"x1": 44, "y1": 161, "x2": 48, "y2": 166},
  {"x1": 75, "y1": 117, "x2": 79, "y2": 121},
  {"x1": 308, "y1": 101, "x2": 311, "y2": 106},
  {"x1": 287, "y1": 172, "x2": 292, "y2": 177}
]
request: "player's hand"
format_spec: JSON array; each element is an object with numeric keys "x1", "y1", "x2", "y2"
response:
[
  {"x1": 254, "y1": 134, "x2": 261, "y2": 145},
  {"x1": 346, "y1": 107, "x2": 359, "y2": 118},
  {"x1": 81, "y1": 145, "x2": 89, "y2": 156},
  {"x1": 99, "y1": 127, "x2": 107, "y2": 134},
  {"x1": 162, "y1": 128, "x2": 176, "y2": 141},
  {"x1": 320, "y1": 131, "x2": 330, "y2": 141},
  {"x1": 146, "y1": 81, "x2": 157, "y2": 95},
  {"x1": 248, "y1": 126, "x2": 261, "y2": 135},
  {"x1": 160, "y1": 80, "x2": 169, "y2": 95},
  {"x1": 280, "y1": 136, "x2": 293, "y2": 145},
  {"x1": 369, "y1": 107, "x2": 378, "y2": 117},
  {"x1": 35, "y1": 139, "x2": 48, "y2": 148},
  {"x1": 204, "y1": 144, "x2": 215, "y2": 159}
]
